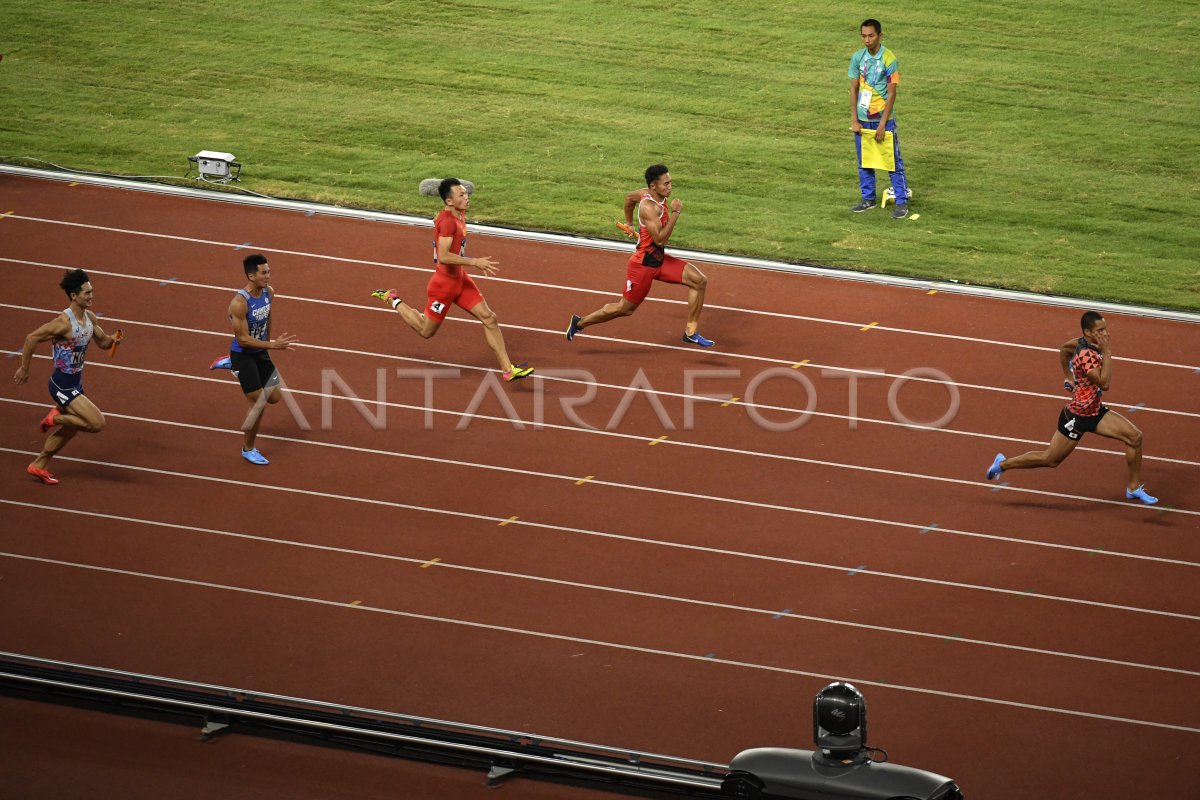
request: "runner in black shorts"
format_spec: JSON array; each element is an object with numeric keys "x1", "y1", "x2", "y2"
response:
[
  {"x1": 985, "y1": 311, "x2": 1157, "y2": 504},
  {"x1": 210, "y1": 254, "x2": 298, "y2": 465}
]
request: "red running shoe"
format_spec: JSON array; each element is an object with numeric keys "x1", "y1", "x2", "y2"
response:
[
  {"x1": 39, "y1": 407, "x2": 61, "y2": 433},
  {"x1": 27, "y1": 463, "x2": 59, "y2": 485}
]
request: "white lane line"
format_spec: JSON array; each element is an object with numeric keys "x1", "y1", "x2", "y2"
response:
[
  {"x1": 6, "y1": 257, "x2": 1198, "y2": 419},
  {"x1": 2, "y1": 443, "x2": 1196, "y2": 615},
  {"x1": 4, "y1": 315, "x2": 1197, "y2": 470},
  {"x1": 5, "y1": 301, "x2": 1196, "y2": 467},
  {"x1": 3, "y1": 550, "x2": 1196, "y2": 734},
  {"x1": 7, "y1": 388, "x2": 1190, "y2": 568},
  {"x1": 3, "y1": 221, "x2": 1197, "y2": 374},
  {"x1": 4, "y1": 349, "x2": 1197, "y2": 520},
  {"x1": 3, "y1": 499, "x2": 1192, "y2": 676}
]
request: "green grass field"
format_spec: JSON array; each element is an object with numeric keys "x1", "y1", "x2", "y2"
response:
[{"x1": 2, "y1": 1, "x2": 1198, "y2": 310}]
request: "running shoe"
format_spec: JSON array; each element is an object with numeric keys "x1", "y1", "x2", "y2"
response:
[
  {"x1": 503, "y1": 362, "x2": 534, "y2": 382},
  {"x1": 39, "y1": 407, "x2": 61, "y2": 433},
  {"x1": 566, "y1": 314, "x2": 582, "y2": 341},
  {"x1": 371, "y1": 288, "x2": 401, "y2": 308},
  {"x1": 27, "y1": 463, "x2": 59, "y2": 485},
  {"x1": 986, "y1": 452, "x2": 1005, "y2": 481},
  {"x1": 241, "y1": 448, "x2": 270, "y2": 466},
  {"x1": 683, "y1": 331, "x2": 715, "y2": 348},
  {"x1": 209, "y1": 356, "x2": 232, "y2": 371},
  {"x1": 1125, "y1": 485, "x2": 1158, "y2": 505}
]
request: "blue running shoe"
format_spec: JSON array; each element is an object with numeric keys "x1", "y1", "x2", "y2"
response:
[
  {"x1": 1125, "y1": 485, "x2": 1157, "y2": 505},
  {"x1": 566, "y1": 314, "x2": 582, "y2": 341},
  {"x1": 986, "y1": 452, "x2": 1005, "y2": 480},
  {"x1": 241, "y1": 448, "x2": 269, "y2": 466},
  {"x1": 210, "y1": 356, "x2": 232, "y2": 371},
  {"x1": 683, "y1": 331, "x2": 715, "y2": 348}
]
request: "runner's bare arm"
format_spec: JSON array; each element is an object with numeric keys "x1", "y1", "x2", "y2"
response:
[
  {"x1": 1088, "y1": 335, "x2": 1113, "y2": 390},
  {"x1": 86, "y1": 311, "x2": 118, "y2": 350},
  {"x1": 622, "y1": 189, "x2": 644, "y2": 226},
  {"x1": 437, "y1": 234, "x2": 498, "y2": 276},
  {"x1": 229, "y1": 295, "x2": 297, "y2": 350},
  {"x1": 13, "y1": 314, "x2": 70, "y2": 384},
  {"x1": 640, "y1": 196, "x2": 682, "y2": 245}
]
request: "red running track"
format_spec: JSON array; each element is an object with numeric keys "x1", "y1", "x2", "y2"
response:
[{"x1": 1, "y1": 173, "x2": 1198, "y2": 799}]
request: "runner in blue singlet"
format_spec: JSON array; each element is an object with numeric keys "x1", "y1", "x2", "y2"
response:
[{"x1": 209, "y1": 253, "x2": 299, "y2": 466}]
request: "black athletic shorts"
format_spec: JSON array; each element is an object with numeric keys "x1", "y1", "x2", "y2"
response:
[
  {"x1": 230, "y1": 349, "x2": 277, "y2": 395},
  {"x1": 1057, "y1": 404, "x2": 1109, "y2": 440}
]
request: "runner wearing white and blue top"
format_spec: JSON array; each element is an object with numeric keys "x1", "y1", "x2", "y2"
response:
[
  {"x1": 13, "y1": 269, "x2": 121, "y2": 485},
  {"x1": 209, "y1": 253, "x2": 299, "y2": 466}
]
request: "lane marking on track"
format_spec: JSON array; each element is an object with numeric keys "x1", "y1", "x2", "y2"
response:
[
  {"x1": 920, "y1": 523, "x2": 939, "y2": 534},
  {"x1": 575, "y1": 476, "x2": 594, "y2": 486},
  {"x1": 721, "y1": 396, "x2": 740, "y2": 407},
  {"x1": 848, "y1": 565, "x2": 867, "y2": 576},
  {"x1": 0, "y1": 211, "x2": 13, "y2": 219},
  {"x1": 420, "y1": 557, "x2": 442, "y2": 569},
  {"x1": 1127, "y1": 402, "x2": 1146, "y2": 412},
  {"x1": 157, "y1": 277, "x2": 177, "y2": 286},
  {"x1": 992, "y1": 481, "x2": 1009, "y2": 492},
  {"x1": 3, "y1": 550, "x2": 1197, "y2": 733},
  {"x1": 67, "y1": 183, "x2": 79, "y2": 187},
  {"x1": 927, "y1": 290, "x2": 938, "y2": 295},
  {"x1": 2, "y1": 445, "x2": 1195, "y2": 615},
  {"x1": 4, "y1": 390, "x2": 1198, "y2": 558},
  {"x1": 4, "y1": 262, "x2": 1198, "y2": 418},
  {"x1": 859, "y1": 321, "x2": 879, "y2": 332},
  {"x1": 648, "y1": 436, "x2": 669, "y2": 445},
  {"x1": 351, "y1": 600, "x2": 362, "y2": 606},
  {"x1": 234, "y1": 242, "x2": 253, "y2": 250},
  {"x1": 1, "y1": 499, "x2": 1193, "y2": 675},
  {"x1": 2, "y1": 222, "x2": 1196, "y2": 372}
]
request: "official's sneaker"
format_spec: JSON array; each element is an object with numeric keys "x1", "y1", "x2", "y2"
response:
[
  {"x1": 850, "y1": 199, "x2": 876, "y2": 213},
  {"x1": 683, "y1": 331, "x2": 715, "y2": 348},
  {"x1": 892, "y1": 203, "x2": 909, "y2": 219},
  {"x1": 39, "y1": 407, "x2": 61, "y2": 433},
  {"x1": 209, "y1": 356, "x2": 232, "y2": 371},
  {"x1": 566, "y1": 314, "x2": 582, "y2": 341},
  {"x1": 1125, "y1": 485, "x2": 1158, "y2": 505},
  {"x1": 986, "y1": 452, "x2": 1005, "y2": 481},
  {"x1": 241, "y1": 448, "x2": 270, "y2": 466},
  {"x1": 26, "y1": 463, "x2": 59, "y2": 485},
  {"x1": 503, "y1": 362, "x2": 534, "y2": 382},
  {"x1": 371, "y1": 288, "x2": 400, "y2": 307}
]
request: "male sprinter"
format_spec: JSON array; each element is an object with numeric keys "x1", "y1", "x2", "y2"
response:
[
  {"x1": 211, "y1": 254, "x2": 298, "y2": 465},
  {"x1": 372, "y1": 178, "x2": 533, "y2": 382},
  {"x1": 13, "y1": 269, "x2": 121, "y2": 484},
  {"x1": 986, "y1": 311, "x2": 1157, "y2": 504},
  {"x1": 567, "y1": 164, "x2": 713, "y2": 347}
]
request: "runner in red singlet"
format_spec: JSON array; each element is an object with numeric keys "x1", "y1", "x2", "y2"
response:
[
  {"x1": 985, "y1": 311, "x2": 1157, "y2": 504},
  {"x1": 371, "y1": 178, "x2": 533, "y2": 382},
  {"x1": 566, "y1": 164, "x2": 714, "y2": 347}
]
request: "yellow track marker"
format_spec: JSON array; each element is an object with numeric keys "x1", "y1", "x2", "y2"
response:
[
  {"x1": 721, "y1": 396, "x2": 740, "y2": 407},
  {"x1": 575, "y1": 475, "x2": 594, "y2": 486},
  {"x1": 68, "y1": 182, "x2": 80, "y2": 187},
  {"x1": 790, "y1": 359, "x2": 810, "y2": 369},
  {"x1": 0, "y1": 211, "x2": 13, "y2": 219},
  {"x1": 499, "y1": 515, "x2": 518, "y2": 526},
  {"x1": 926, "y1": 289, "x2": 938, "y2": 295},
  {"x1": 420, "y1": 557, "x2": 442, "y2": 569},
  {"x1": 909, "y1": 213, "x2": 920, "y2": 220},
  {"x1": 350, "y1": 600, "x2": 362, "y2": 606},
  {"x1": 859, "y1": 321, "x2": 879, "y2": 332},
  {"x1": 649, "y1": 435, "x2": 669, "y2": 445}
]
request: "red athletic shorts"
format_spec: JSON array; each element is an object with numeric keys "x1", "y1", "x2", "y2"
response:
[
  {"x1": 426, "y1": 271, "x2": 484, "y2": 322},
  {"x1": 624, "y1": 254, "x2": 686, "y2": 305}
]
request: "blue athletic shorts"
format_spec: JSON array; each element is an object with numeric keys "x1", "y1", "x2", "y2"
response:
[{"x1": 48, "y1": 369, "x2": 85, "y2": 410}]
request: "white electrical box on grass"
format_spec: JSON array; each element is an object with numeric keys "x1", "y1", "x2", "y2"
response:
[{"x1": 188, "y1": 151, "x2": 242, "y2": 183}]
